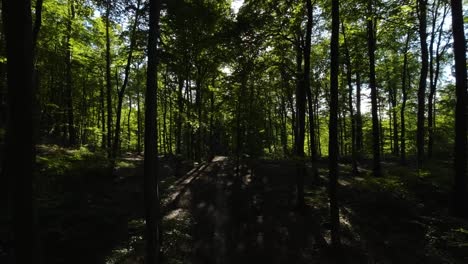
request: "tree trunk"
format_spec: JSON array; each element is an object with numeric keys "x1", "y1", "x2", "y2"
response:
[
  {"x1": 127, "y1": 94, "x2": 132, "y2": 151},
  {"x1": 417, "y1": 0, "x2": 428, "y2": 169},
  {"x1": 112, "y1": 0, "x2": 140, "y2": 160},
  {"x1": 428, "y1": 2, "x2": 448, "y2": 158},
  {"x1": 342, "y1": 22, "x2": 358, "y2": 173},
  {"x1": 329, "y1": 0, "x2": 341, "y2": 247},
  {"x1": 105, "y1": 0, "x2": 113, "y2": 156},
  {"x1": 3, "y1": 0, "x2": 36, "y2": 261},
  {"x1": 401, "y1": 31, "x2": 410, "y2": 164},
  {"x1": 294, "y1": 35, "x2": 305, "y2": 209},
  {"x1": 65, "y1": 0, "x2": 76, "y2": 146},
  {"x1": 100, "y1": 78, "x2": 107, "y2": 149},
  {"x1": 136, "y1": 78, "x2": 142, "y2": 154},
  {"x1": 450, "y1": 0, "x2": 468, "y2": 217},
  {"x1": 144, "y1": 0, "x2": 161, "y2": 262},
  {"x1": 367, "y1": 0, "x2": 381, "y2": 177},
  {"x1": 356, "y1": 71, "x2": 363, "y2": 157},
  {"x1": 304, "y1": 0, "x2": 317, "y2": 163},
  {"x1": 176, "y1": 76, "x2": 183, "y2": 155}
]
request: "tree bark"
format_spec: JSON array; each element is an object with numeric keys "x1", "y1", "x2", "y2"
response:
[
  {"x1": 401, "y1": 31, "x2": 410, "y2": 164},
  {"x1": 176, "y1": 76, "x2": 183, "y2": 155},
  {"x1": 65, "y1": 0, "x2": 76, "y2": 146},
  {"x1": 450, "y1": 0, "x2": 468, "y2": 217},
  {"x1": 342, "y1": 22, "x2": 358, "y2": 174},
  {"x1": 355, "y1": 71, "x2": 363, "y2": 157},
  {"x1": 294, "y1": 34, "x2": 305, "y2": 209},
  {"x1": 105, "y1": 0, "x2": 113, "y2": 156},
  {"x1": 112, "y1": 0, "x2": 140, "y2": 160},
  {"x1": 417, "y1": 0, "x2": 428, "y2": 169},
  {"x1": 428, "y1": 2, "x2": 448, "y2": 158},
  {"x1": 3, "y1": 0, "x2": 35, "y2": 261},
  {"x1": 367, "y1": 0, "x2": 381, "y2": 177},
  {"x1": 329, "y1": 0, "x2": 341, "y2": 247},
  {"x1": 144, "y1": 0, "x2": 162, "y2": 262},
  {"x1": 304, "y1": 0, "x2": 317, "y2": 163}
]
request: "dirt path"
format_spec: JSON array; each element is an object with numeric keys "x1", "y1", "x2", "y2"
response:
[{"x1": 164, "y1": 156, "x2": 335, "y2": 264}]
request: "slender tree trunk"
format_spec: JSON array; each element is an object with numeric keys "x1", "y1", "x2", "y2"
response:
[
  {"x1": 304, "y1": 0, "x2": 317, "y2": 162},
  {"x1": 65, "y1": 0, "x2": 76, "y2": 146},
  {"x1": 391, "y1": 90, "x2": 398, "y2": 156},
  {"x1": 105, "y1": 0, "x2": 113, "y2": 156},
  {"x1": 450, "y1": 0, "x2": 468, "y2": 217},
  {"x1": 417, "y1": 0, "x2": 428, "y2": 169},
  {"x1": 100, "y1": 79, "x2": 106, "y2": 148},
  {"x1": 294, "y1": 36, "x2": 306, "y2": 209},
  {"x1": 144, "y1": 0, "x2": 161, "y2": 261},
  {"x1": 3, "y1": 0, "x2": 35, "y2": 261},
  {"x1": 176, "y1": 76, "x2": 183, "y2": 155},
  {"x1": 428, "y1": 3, "x2": 448, "y2": 158},
  {"x1": 401, "y1": 32, "x2": 410, "y2": 164},
  {"x1": 329, "y1": 0, "x2": 341, "y2": 247},
  {"x1": 162, "y1": 75, "x2": 168, "y2": 154},
  {"x1": 136, "y1": 78, "x2": 142, "y2": 154},
  {"x1": 356, "y1": 71, "x2": 363, "y2": 157},
  {"x1": 367, "y1": 0, "x2": 381, "y2": 177},
  {"x1": 127, "y1": 94, "x2": 132, "y2": 151},
  {"x1": 112, "y1": 0, "x2": 140, "y2": 160},
  {"x1": 32, "y1": 0, "x2": 43, "y2": 57},
  {"x1": 342, "y1": 23, "x2": 358, "y2": 173}
]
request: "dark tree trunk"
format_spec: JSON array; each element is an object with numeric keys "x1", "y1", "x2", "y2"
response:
[
  {"x1": 401, "y1": 31, "x2": 411, "y2": 164},
  {"x1": 342, "y1": 22, "x2": 358, "y2": 174},
  {"x1": 450, "y1": 0, "x2": 468, "y2": 217},
  {"x1": 3, "y1": 0, "x2": 36, "y2": 261},
  {"x1": 355, "y1": 71, "x2": 363, "y2": 157},
  {"x1": 162, "y1": 76, "x2": 168, "y2": 154},
  {"x1": 65, "y1": 0, "x2": 76, "y2": 146},
  {"x1": 127, "y1": 94, "x2": 132, "y2": 151},
  {"x1": 294, "y1": 35, "x2": 305, "y2": 209},
  {"x1": 100, "y1": 79, "x2": 106, "y2": 149},
  {"x1": 386, "y1": 61, "x2": 399, "y2": 157},
  {"x1": 417, "y1": 0, "x2": 428, "y2": 169},
  {"x1": 428, "y1": 2, "x2": 448, "y2": 158},
  {"x1": 136, "y1": 78, "x2": 142, "y2": 154},
  {"x1": 144, "y1": 0, "x2": 161, "y2": 262},
  {"x1": 367, "y1": 0, "x2": 381, "y2": 177},
  {"x1": 329, "y1": 0, "x2": 341, "y2": 247},
  {"x1": 176, "y1": 77, "x2": 183, "y2": 155},
  {"x1": 304, "y1": 0, "x2": 317, "y2": 163},
  {"x1": 105, "y1": 0, "x2": 113, "y2": 156},
  {"x1": 32, "y1": 0, "x2": 43, "y2": 56},
  {"x1": 112, "y1": 0, "x2": 140, "y2": 160}
]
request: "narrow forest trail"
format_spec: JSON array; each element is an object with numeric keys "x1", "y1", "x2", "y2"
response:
[{"x1": 162, "y1": 156, "x2": 338, "y2": 264}]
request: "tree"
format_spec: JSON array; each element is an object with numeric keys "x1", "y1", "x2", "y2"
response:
[
  {"x1": 367, "y1": 0, "x2": 381, "y2": 177},
  {"x1": 304, "y1": 0, "x2": 318, "y2": 170},
  {"x1": 65, "y1": 0, "x2": 77, "y2": 146},
  {"x1": 329, "y1": 0, "x2": 341, "y2": 248},
  {"x1": 105, "y1": 0, "x2": 113, "y2": 155},
  {"x1": 112, "y1": 0, "x2": 141, "y2": 162},
  {"x1": 416, "y1": 0, "x2": 428, "y2": 169},
  {"x1": 341, "y1": 22, "x2": 358, "y2": 174},
  {"x1": 144, "y1": 0, "x2": 161, "y2": 262},
  {"x1": 427, "y1": 0, "x2": 449, "y2": 158},
  {"x1": 3, "y1": 0, "x2": 35, "y2": 262},
  {"x1": 450, "y1": 0, "x2": 467, "y2": 217},
  {"x1": 400, "y1": 30, "x2": 411, "y2": 164}
]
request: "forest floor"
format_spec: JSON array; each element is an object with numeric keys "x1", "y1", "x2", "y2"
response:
[{"x1": 1, "y1": 145, "x2": 468, "y2": 263}]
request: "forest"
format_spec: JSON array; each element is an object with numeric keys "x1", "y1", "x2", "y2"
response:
[{"x1": 0, "y1": 0, "x2": 467, "y2": 263}]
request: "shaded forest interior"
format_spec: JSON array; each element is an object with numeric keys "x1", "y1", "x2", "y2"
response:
[{"x1": 0, "y1": 0, "x2": 468, "y2": 263}]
